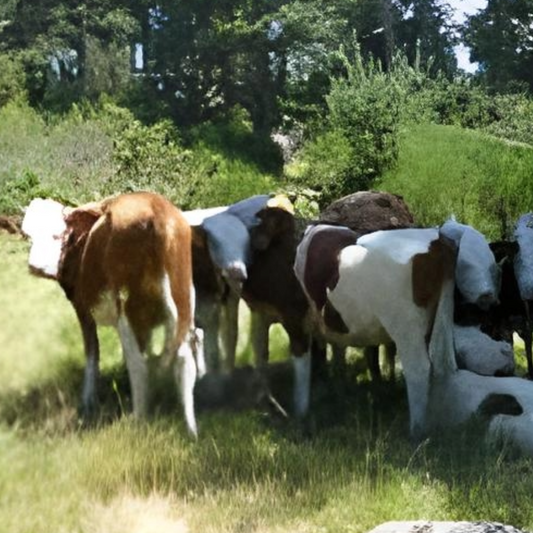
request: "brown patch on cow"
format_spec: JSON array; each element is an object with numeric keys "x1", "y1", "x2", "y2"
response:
[
  {"x1": 0, "y1": 215, "x2": 21, "y2": 234},
  {"x1": 319, "y1": 190, "x2": 415, "y2": 235},
  {"x1": 412, "y1": 235, "x2": 456, "y2": 346},
  {"x1": 59, "y1": 203, "x2": 104, "y2": 301},
  {"x1": 303, "y1": 227, "x2": 359, "y2": 311},
  {"x1": 323, "y1": 300, "x2": 349, "y2": 334},
  {"x1": 191, "y1": 226, "x2": 227, "y2": 298},
  {"x1": 412, "y1": 236, "x2": 455, "y2": 308}
]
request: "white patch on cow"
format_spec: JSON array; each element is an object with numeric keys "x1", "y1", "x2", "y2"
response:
[
  {"x1": 92, "y1": 290, "x2": 120, "y2": 326},
  {"x1": 222, "y1": 260, "x2": 248, "y2": 293},
  {"x1": 357, "y1": 228, "x2": 437, "y2": 265},
  {"x1": 162, "y1": 272, "x2": 178, "y2": 325},
  {"x1": 22, "y1": 198, "x2": 67, "y2": 278},
  {"x1": 118, "y1": 314, "x2": 149, "y2": 418},
  {"x1": 328, "y1": 244, "x2": 400, "y2": 346},
  {"x1": 193, "y1": 327, "x2": 206, "y2": 378},
  {"x1": 176, "y1": 330, "x2": 198, "y2": 437},
  {"x1": 182, "y1": 206, "x2": 228, "y2": 226},
  {"x1": 293, "y1": 353, "x2": 311, "y2": 417},
  {"x1": 159, "y1": 272, "x2": 178, "y2": 367}
]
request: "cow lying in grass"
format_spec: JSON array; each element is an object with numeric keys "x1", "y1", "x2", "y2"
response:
[
  {"x1": 22, "y1": 192, "x2": 201, "y2": 435},
  {"x1": 294, "y1": 220, "x2": 501, "y2": 439}
]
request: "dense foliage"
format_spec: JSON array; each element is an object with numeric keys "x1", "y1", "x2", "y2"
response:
[{"x1": 1, "y1": 0, "x2": 533, "y2": 225}]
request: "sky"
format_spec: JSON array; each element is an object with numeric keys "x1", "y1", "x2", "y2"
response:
[{"x1": 448, "y1": 0, "x2": 488, "y2": 72}]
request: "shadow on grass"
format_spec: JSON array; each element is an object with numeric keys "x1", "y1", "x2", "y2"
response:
[{"x1": 0, "y1": 344, "x2": 410, "y2": 440}]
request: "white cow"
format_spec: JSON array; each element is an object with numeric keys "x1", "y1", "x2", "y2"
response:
[{"x1": 294, "y1": 221, "x2": 500, "y2": 439}]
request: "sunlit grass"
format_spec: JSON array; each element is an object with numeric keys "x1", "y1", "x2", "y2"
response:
[
  {"x1": 378, "y1": 124, "x2": 533, "y2": 240},
  {"x1": 3, "y1": 232, "x2": 533, "y2": 533}
]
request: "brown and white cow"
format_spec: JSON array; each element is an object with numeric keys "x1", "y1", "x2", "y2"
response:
[
  {"x1": 294, "y1": 222, "x2": 500, "y2": 439},
  {"x1": 22, "y1": 192, "x2": 201, "y2": 435}
]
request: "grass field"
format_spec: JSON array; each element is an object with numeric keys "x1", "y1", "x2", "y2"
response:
[
  {"x1": 2, "y1": 231, "x2": 533, "y2": 533},
  {"x1": 378, "y1": 124, "x2": 533, "y2": 241}
]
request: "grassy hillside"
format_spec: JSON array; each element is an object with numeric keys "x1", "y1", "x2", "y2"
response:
[
  {"x1": 3, "y1": 231, "x2": 533, "y2": 532},
  {"x1": 377, "y1": 124, "x2": 533, "y2": 240}
]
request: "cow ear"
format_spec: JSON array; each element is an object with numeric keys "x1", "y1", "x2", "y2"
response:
[{"x1": 64, "y1": 201, "x2": 104, "y2": 242}]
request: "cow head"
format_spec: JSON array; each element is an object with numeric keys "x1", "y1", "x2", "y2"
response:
[
  {"x1": 201, "y1": 194, "x2": 294, "y2": 292},
  {"x1": 22, "y1": 198, "x2": 68, "y2": 279},
  {"x1": 440, "y1": 219, "x2": 501, "y2": 309},
  {"x1": 22, "y1": 198, "x2": 104, "y2": 284}
]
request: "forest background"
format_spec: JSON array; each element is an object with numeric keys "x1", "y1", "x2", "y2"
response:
[{"x1": 2, "y1": 0, "x2": 533, "y2": 236}]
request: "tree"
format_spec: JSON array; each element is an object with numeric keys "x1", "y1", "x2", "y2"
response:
[
  {"x1": 394, "y1": 0, "x2": 457, "y2": 77},
  {"x1": 1, "y1": 0, "x2": 139, "y2": 106},
  {"x1": 464, "y1": 0, "x2": 533, "y2": 92}
]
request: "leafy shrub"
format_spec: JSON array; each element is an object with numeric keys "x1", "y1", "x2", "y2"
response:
[
  {"x1": 188, "y1": 106, "x2": 283, "y2": 175},
  {"x1": 0, "y1": 54, "x2": 26, "y2": 107},
  {"x1": 287, "y1": 46, "x2": 403, "y2": 206},
  {"x1": 0, "y1": 170, "x2": 61, "y2": 215},
  {"x1": 109, "y1": 117, "x2": 198, "y2": 207},
  {"x1": 285, "y1": 129, "x2": 354, "y2": 205},
  {"x1": 484, "y1": 93, "x2": 533, "y2": 146}
]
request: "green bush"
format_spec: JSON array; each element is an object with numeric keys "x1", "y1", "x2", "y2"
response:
[
  {"x1": 0, "y1": 54, "x2": 26, "y2": 107},
  {"x1": 0, "y1": 99, "x2": 281, "y2": 214},
  {"x1": 285, "y1": 129, "x2": 354, "y2": 205},
  {"x1": 484, "y1": 93, "x2": 533, "y2": 146},
  {"x1": 286, "y1": 47, "x2": 404, "y2": 207}
]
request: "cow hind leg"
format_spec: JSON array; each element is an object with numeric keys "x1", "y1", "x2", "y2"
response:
[
  {"x1": 77, "y1": 310, "x2": 100, "y2": 421},
  {"x1": 118, "y1": 314, "x2": 149, "y2": 418},
  {"x1": 395, "y1": 337, "x2": 431, "y2": 442},
  {"x1": 220, "y1": 292, "x2": 240, "y2": 371},
  {"x1": 176, "y1": 337, "x2": 198, "y2": 437},
  {"x1": 251, "y1": 310, "x2": 273, "y2": 370},
  {"x1": 364, "y1": 345, "x2": 382, "y2": 382},
  {"x1": 166, "y1": 276, "x2": 198, "y2": 436}
]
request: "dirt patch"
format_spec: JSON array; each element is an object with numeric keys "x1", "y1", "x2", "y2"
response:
[
  {"x1": 0, "y1": 215, "x2": 22, "y2": 235},
  {"x1": 84, "y1": 493, "x2": 188, "y2": 533}
]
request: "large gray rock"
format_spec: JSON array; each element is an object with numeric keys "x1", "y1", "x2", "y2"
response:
[
  {"x1": 319, "y1": 190, "x2": 415, "y2": 236},
  {"x1": 368, "y1": 521, "x2": 526, "y2": 533}
]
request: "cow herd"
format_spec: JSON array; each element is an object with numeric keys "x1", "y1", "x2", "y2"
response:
[{"x1": 20, "y1": 190, "x2": 533, "y2": 453}]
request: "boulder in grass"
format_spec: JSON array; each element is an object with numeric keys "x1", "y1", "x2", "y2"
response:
[
  {"x1": 368, "y1": 521, "x2": 526, "y2": 533},
  {"x1": 319, "y1": 190, "x2": 415, "y2": 237}
]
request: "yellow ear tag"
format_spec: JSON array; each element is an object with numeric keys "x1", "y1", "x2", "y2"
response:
[{"x1": 267, "y1": 194, "x2": 295, "y2": 214}]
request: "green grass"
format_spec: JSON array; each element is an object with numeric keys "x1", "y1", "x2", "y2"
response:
[
  {"x1": 3, "y1": 231, "x2": 533, "y2": 533},
  {"x1": 377, "y1": 124, "x2": 533, "y2": 240}
]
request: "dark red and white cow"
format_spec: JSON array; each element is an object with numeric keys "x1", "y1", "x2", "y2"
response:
[
  {"x1": 22, "y1": 192, "x2": 201, "y2": 435},
  {"x1": 294, "y1": 221, "x2": 500, "y2": 438}
]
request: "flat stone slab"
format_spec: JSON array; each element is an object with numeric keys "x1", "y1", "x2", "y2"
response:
[{"x1": 368, "y1": 522, "x2": 527, "y2": 533}]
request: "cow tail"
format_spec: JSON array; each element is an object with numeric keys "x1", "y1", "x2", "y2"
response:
[{"x1": 428, "y1": 276, "x2": 458, "y2": 376}]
